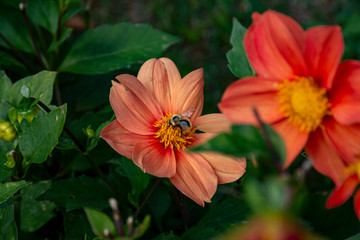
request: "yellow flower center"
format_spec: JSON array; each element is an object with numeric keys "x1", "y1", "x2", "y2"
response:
[
  {"x1": 153, "y1": 113, "x2": 196, "y2": 150},
  {"x1": 344, "y1": 160, "x2": 360, "y2": 179},
  {"x1": 277, "y1": 77, "x2": 331, "y2": 132}
]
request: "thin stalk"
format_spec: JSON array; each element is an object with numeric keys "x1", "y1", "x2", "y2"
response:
[
  {"x1": 20, "y1": 0, "x2": 47, "y2": 70},
  {"x1": 0, "y1": 32, "x2": 36, "y2": 73},
  {"x1": 133, "y1": 179, "x2": 161, "y2": 220},
  {"x1": 169, "y1": 185, "x2": 190, "y2": 229},
  {"x1": 252, "y1": 106, "x2": 283, "y2": 172},
  {"x1": 34, "y1": 99, "x2": 126, "y2": 205}
]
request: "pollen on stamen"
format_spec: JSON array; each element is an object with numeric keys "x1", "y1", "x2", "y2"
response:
[
  {"x1": 153, "y1": 114, "x2": 196, "y2": 150},
  {"x1": 277, "y1": 77, "x2": 331, "y2": 132},
  {"x1": 344, "y1": 159, "x2": 360, "y2": 179}
]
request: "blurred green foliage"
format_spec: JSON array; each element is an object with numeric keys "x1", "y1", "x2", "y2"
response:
[{"x1": 1, "y1": 0, "x2": 360, "y2": 239}]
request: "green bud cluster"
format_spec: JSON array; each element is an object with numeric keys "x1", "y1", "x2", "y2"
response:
[{"x1": 0, "y1": 121, "x2": 16, "y2": 142}]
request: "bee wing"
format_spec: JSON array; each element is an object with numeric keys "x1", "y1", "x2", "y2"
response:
[{"x1": 181, "y1": 108, "x2": 195, "y2": 118}]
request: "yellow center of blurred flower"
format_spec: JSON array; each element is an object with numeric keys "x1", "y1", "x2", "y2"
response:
[
  {"x1": 277, "y1": 77, "x2": 331, "y2": 132},
  {"x1": 344, "y1": 159, "x2": 360, "y2": 179},
  {"x1": 153, "y1": 114, "x2": 196, "y2": 150}
]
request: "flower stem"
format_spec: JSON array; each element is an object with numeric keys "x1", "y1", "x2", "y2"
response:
[
  {"x1": 20, "y1": 0, "x2": 47, "y2": 70},
  {"x1": 34, "y1": 99, "x2": 127, "y2": 205},
  {"x1": 252, "y1": 106, "x2": 283, "y2": 172},
  {"x1": 169, "y1": 185, "x2": 190, "y2": 229},
  {"x1": 133, "y1": 179, "x2": 161, "y2": 219},
  {"x1": 0, "y1": 32, "x2": 36, "y2": 73}
]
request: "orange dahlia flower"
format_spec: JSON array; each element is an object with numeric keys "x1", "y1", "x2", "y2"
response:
[
  {"x1": 219, "y1": 10, "x2": 360, "y2": 187},
  {"x1": 101, "y1": 58, "x2": 246, "y2": 206},
  {"x1": 326, "y1": 159, "x2": 360, "y2": 219}
]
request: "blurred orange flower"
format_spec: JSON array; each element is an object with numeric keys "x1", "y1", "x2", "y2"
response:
[
  {"x1": 216, "y1": 213, "x2": 327, "y2": 240},
  {"x1": 219, "y1": 10, "x2": 360, "y2": 186},
  {"x1": 101, "y1": 58, "x2": 246, "y2": 206}
]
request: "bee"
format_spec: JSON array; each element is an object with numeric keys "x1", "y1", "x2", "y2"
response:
[{"x1": 169, "y1": 109, "x2": 194, "y2": 132}]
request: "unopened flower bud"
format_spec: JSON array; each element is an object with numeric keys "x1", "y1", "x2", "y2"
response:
[{"x1": 0, "y1": 121, "x2": 16, "y2": 142}]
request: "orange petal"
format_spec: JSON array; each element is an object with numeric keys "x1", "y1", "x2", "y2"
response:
[
  {"x1": 199, "y1": 152, "x2": 246, "y2": 184},
  {"x1": 193, "y1": 113, "x2": 231, "y2": 133},
  {"x1": 133, "y1": 139, "x2": 176, "y2": 178},
  {"x1": 354, "y1": 189, "x2": 360, "y2": 220},
  {"x1": 326, "y1": 174, "x2": 358, "y2": 208},
  {"x1": 330, "y1": 60, "x2": 360, "y2": 124},
  {"x1": 137, "y1": 58, "x2": 157, "y2": 96},
  {"x1": 152, "y1": 60, "x2": 172, "y2": 113},
  {"x1": 244, "y1": 10, "x2": 307, "y2": 79},
  {"x1": 323, "y1": 117, "x2": 360, "y2": 165},
  {"x1": 100, "y1": 120, "x2": 148, "y2": 159},
  {"x1": 304, "y1": 26, "x2": 344, "y2": 89},
  {"x1": 188, "y1": 133, "x2": 217, "y2": 149},
  {"x1": 305, "y1": 128, "x2": 346, "y2": 186},
  {"x1": 170, "y1": 151, "x2": 217, "y2": 206},
  {"x1": 110, "y1": 82, "x2": 156, "y2": 135},
  {"x1": 219, "y1": 77, "x2": 284, "y2": 125},
  {"x1": 159, "y1": 57, "x2": 182, "y2": 95},
  {"x1": 173, "y1": 68, "x2": 204, "y2": 119},
  {"x1": 272, "y1": 119, "x2": 309, "y2": 168}
]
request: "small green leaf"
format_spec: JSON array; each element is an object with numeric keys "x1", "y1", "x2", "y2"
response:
[
  {"x1": 0, "y1": 152, "x2": 12, "y2": 181},
  {"x1": 18, "y1": 105, "x2": 67, "y2": 165},
  {"x1": 84, "y1": 208, "x2": 116, "y2": 238},
  {"x1": 20, "y1": 85, "x2": 31, "y2": 98},
  {"x1": 59, "y1": 23, "x2": 179, "y2": 74},
  {"x1": 0, "y1": 70, "x2": 12, "y2": 102},
  {"x1": 133, "y1": 215, "x2": 151, "y2": 239},
  {"x1": 226, "y1": 18, "x2": 254, "y2": 78},
  {"x1": 39, "y1": 176, "x2": 115, "y2": 211},
  {"x1": 7, "y1": 71, "x2": 57, "y2": 107},
  {"x1": 0, "y1": 180, "x2": 30, "y2": 205},
  {"x1": 48, "y1": 28, "x2": 73, "y2": 52},
  {"x1": 7, "y1": 107, "x2": 17, "y2": 124}
]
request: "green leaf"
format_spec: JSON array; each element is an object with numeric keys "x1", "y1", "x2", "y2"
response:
[
  {"x1": 133, "y1": 215, "x2": 151, "y2": 239},
  {"x1": 64, "y1": 210, "x2": 96, "y2": 240},
  {"x1": 0, "y1": 152, "x2": 12, "y2": 181},
  {"x1": 153, "y1": 233, "x2": 180, "y2": 240},
  {"x1": 191, "y1": 124, "x2": 286, "y2": 164},
  {"x1": 20, "y1": 181, "x2": 56, "y2": 232},
  {"x1": 0, "y1": 205, "x2": 18, "y2": 240},
  {"x1": 182, "y1": 197, "x2": 250, "y2": 240},
  {"x1": 0, "y1": 5, "x2": 34, "y2": 54},
  {"x1": 346, "y1": 233, "x2": 360, "y2": 240},
  {"x1": 7, "y1": 71, "x2": 56, "y2": 107},
  {"x1": 0, "y1": 50, "x2": 30, "y2": 75},
  {"x1": 226, "y1": 18, "x2": 254, "y2": 78},
  {"x1": 39, "y1": 176, "x2": 115, "y2": 211},
  {"x1": 20, "y1": 85, "x2": 31, "y2": 98},
  {"x1": 84, "y1": 208, "x2": 116, "y2": 238},
  {"x1": 112, "y1": 158, "x2": 150, "y2": 206},
  {"x1": 26, "y1": 0, "x2": 60, "y2": 35},
  {"x1": 0, "y1": 180, "x2": 30, "y2": 205},
  {"x1": 48, "y1": 28, "x2": 73, "y2": 52},
  {"x1": 58, "y1": 23, "x2": 179, "y2": 74},
  {"x1": 0, "y1": 70, "x2": 12, "y2": 102},
  {"x1": 18, "y1": 105, "x2": 66, "y2": 165}
]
